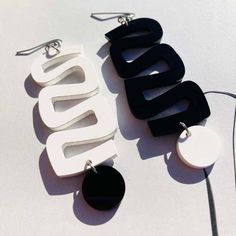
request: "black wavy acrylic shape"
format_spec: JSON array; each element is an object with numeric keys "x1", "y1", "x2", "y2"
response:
[
  {"x1": 105, "y1": 18, "x2": 164, "y2": 78},
  {"x1": 124, "y1": 44, "x2": 185, "y2": 118},
  {"x1": 144, "y1": 81, "x2": 211, "y2": 136},
  {"x1": 105, "y1": 17, "x2": 210, "y2": 136}
]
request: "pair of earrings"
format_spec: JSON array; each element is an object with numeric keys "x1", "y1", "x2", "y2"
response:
[
  {"x1": 17, "y1": 12, "x2": 222, "y2": 211},
  {"x1": 17, "y1": 41, "x2": 125, "y2": 211},
  {"x1": 92, "y1": 12, "x2": 221, "y2": 169}
]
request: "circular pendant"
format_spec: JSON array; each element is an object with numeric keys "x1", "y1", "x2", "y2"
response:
[
  {"x1": 176, "y1": 126, "x2": 221, "y2": 169},
  {"x1": 82, "y1": 165, "x2": 126, "y2": 211}
]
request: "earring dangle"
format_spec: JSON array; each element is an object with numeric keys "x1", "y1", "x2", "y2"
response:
[
  {"x1": 17, "y1": 39, "x2": 125, "y2": 210},
  {"x1": 91, "y1": 13, "x2": 221, "y2": 169},
  {"x1": 177, "y1": 122, "x2": 221, "y2": 169}
]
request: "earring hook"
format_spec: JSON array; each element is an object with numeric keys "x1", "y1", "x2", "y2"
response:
[
  {"x1": 16, "y1": 39, "x2": 62, "y2": 56},
  {"x1": 91, "y1": 12, "x2": 135, "y2": 26}
]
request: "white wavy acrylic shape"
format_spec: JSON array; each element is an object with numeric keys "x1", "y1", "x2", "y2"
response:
[{"x1": 31, "y1": 46, "x2": 117, "y2": 177}]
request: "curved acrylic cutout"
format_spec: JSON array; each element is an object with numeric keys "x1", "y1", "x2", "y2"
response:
[
  {"x1": 38, "y1": 56, "x2": 99, "y2": 131},
  {"x1": 31, "y1": 47, "x2": 83, "y2": 86},
  {"x1": 46, "y1": 94, "x2": 117, "y2": 177},
  {"x1": 106, "y1": 18, "x2": 164, "y2": 78},
  {"x1": 147, "y1": 81, "x2": 211, "y2": 136},
  {"x1": 124, "y1": 44, "x2": 185, "y2": 119}
]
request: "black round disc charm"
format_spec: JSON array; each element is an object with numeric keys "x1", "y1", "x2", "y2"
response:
[{"x1": 82, "y1": 165, "x2": 125, "y2": 211}]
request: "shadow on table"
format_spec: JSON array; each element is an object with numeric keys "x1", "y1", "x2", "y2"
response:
[
  {"x1": 39, "y1": 149, "x2": 118, "y2": 225},
  {"x1": 24, "y1": 74, "x2": 42, "y2": 98},
  {"x1": 24, "y1": 74, "x2": 118, "y2": 225},
  {"x1": 25, "y1": 74, "x2": 52, "y2": 144},
  {"x1": 97, "y1": 42, "x2": 213, "y2": 184},
  {"x1": 32, "y1": 103, "x2": 53, "y2": 144}
]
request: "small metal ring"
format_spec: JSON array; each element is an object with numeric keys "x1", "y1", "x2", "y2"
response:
[
  {"x1": 45, "y1": 40, "x2": 61, "y2": 55},
  {"x1": 179, "y1": 122, "x2": 191, "y2": 137},
  {"x1": 118, "y1": 16, "x2": 125, "y2": 24},
  {"x1": 125, "y1": 16, "x2": 132, "y2": 22},
  {"x1": 86, "y1": 160, "x2": 98, "y2": 174},
  {"x1": 117, "y1": 16, "x2": 129, "y2": 26}
]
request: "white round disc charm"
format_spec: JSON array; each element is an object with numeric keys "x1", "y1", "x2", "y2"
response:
[{"x1": 176, "y1": 126, "x2": 221, "y2": 169}]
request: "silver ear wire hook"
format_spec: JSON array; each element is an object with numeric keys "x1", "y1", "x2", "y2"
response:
[
  {"x1": 179, "y1": 122, "x2": 192, "y2": 137},
  {"x1": 86, "y1": 160, "x2": 98, "y2": 174},
  {"x1": 90, "y1": 12, "x2": 135, "y2": 26},
  {"x1": 16, "y1": 39, "x2": 62, "y2": 56}
]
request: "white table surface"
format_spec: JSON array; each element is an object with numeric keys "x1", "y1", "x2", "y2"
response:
[{"x1": 0, "y1": 1, "x2": 236, "y2": 235}]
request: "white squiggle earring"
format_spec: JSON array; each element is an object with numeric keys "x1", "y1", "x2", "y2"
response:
[
  {"x1": 17, "y1": 39, "x2": 125, "y2": 210},
  {"x1": 30, "y1": 43, "x2": 118, "y2": 177}
]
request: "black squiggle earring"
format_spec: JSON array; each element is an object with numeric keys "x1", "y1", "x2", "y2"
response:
[
  {"x1": 92, "y1": 12, "x2": 221, "y2": 169},
  {"x1": 103, "y1": 15, "x2": 210, "y2": 133}
]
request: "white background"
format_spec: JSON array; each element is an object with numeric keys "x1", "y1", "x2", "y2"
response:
[{"x1": 0, "y1": 0, "x2": 236, "y2": 235}]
